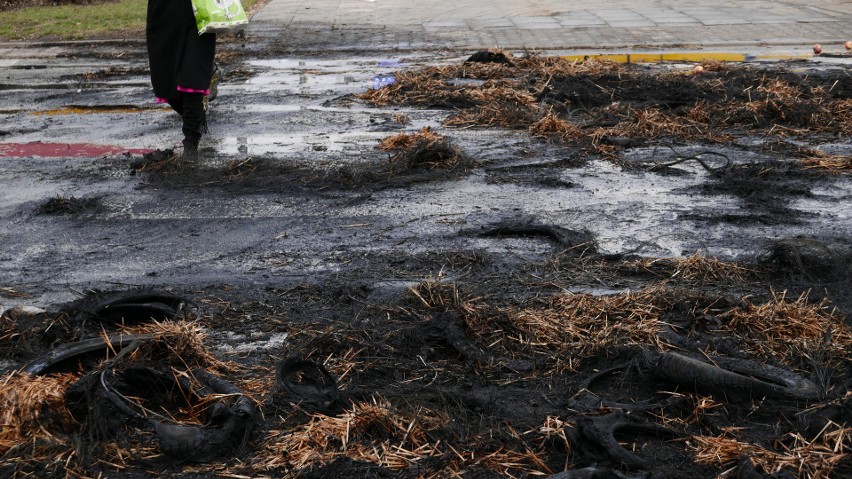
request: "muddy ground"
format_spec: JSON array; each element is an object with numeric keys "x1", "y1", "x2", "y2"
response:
[{"x1": 0, "y1": 34, "x2": 851, "y2": 479}]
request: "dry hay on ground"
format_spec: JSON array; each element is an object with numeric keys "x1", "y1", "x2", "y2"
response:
[
  {"x1": 359, "y1": 55, "x2": 852, "y2": 160},
  {"x1": 119, "y1": 320, "x2": 235, "y2": 373},
  {"x1": 529, "y1": 110, "x2": 582, "y2": 141},
  {"x1": 0, "y1": 373, "x2": 78, "y2": 461},
  {"x1": 254, "y1": 399, "x2": 442, "y2": 471},
  {"x1": 0, "y1": 320, "x2": 249, "y2": 477},
  {"x1": 690, "y1": 421, "x2": 851, "y2": 479},
  {"x1": 377, "y1": 126, "x2": 464, "y2": 170},
  {"x1": 254, "y1": 398, "x2": 549, "y2": 477},
  {"x1": 623, "y1": 253, "x2": 752, "y2": 282},
  {"x1": 507, "y1": 288, "x2": 670, "y2": 371},
  {"x1": 802, "y1": 153, "x2": 852, "y2": 173},
  {"x1": 716, "y1": 291, "x2": 851, "y2": 370},
  {"x1": 2, "y1": 252, "x2": 850, "y2": 479}
]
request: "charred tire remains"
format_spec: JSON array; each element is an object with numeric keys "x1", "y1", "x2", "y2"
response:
[
  {"x1": 73, "y1": 290, "x2": 191, "y2": 325},
  {"x1": 652, "y1": 352, "x2": 820, "y2": 401},
  {"x1": 572, "y1": 414, "x2": 680, "y2": 469},
  {"x1": 275, "y1": 358, "x2": 340, "y2": 410},
  {"x1": 20, "y1": 333, "x2": 162, "y2": 375},
  {"x1": 67, "y1": 365, "x2": 257, "y2": 461}
]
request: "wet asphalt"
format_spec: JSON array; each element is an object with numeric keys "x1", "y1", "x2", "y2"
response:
[{"x1": 0, "y1": 30, "x2": 851, "y2": 311}]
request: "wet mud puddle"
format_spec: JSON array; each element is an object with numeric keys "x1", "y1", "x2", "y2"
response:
[{"x1": 1, "y1": 52, "x2": 851, "y2": 304}]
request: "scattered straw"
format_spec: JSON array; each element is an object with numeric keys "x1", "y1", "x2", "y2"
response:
[
  {"x1": 377, "y1": 127, "x2": 464, "y2": 170},
  {"x1": 0, "y1": 287, "x2": 30, "y2": 299},
  {"x1": 536, "y1": 416, "x2": 572, "y2": 452},
  {"x1": 802, "y1": 154, "x2": 852, "y2": 173},
  {"x1": 529, "y1": 111, "x2": 582, "y2": 141},
  {"x1": 253, "y1": 397, "x2": 550, "y2": 477},
  {"x1": 510, "y1": 288, "x2": 669, "y2": 370},
  {"x1": 716, "y1": 291, "x2": 851, "y2": 368},
  {"x1": 690, "y1": 423, "x2": 850, "y2": 479},
  {"x1": 624, "y1": 253, "x2": 751, "y2": 282},
  {"x1": 254, "y1": 398, "x2": 442, "y2": 471},
  {"x1": 119, "y1": 319, "x2": 234, "y2": 373},
  {"x1": 650, "y1": 391, "x2": 724, "y2": 428},
  {"x1": 0, "y1": 372, "x2": 79, "y2": 456},
  {"x1": 358, "y1": 56, "x2": 849, "y2": 156}
]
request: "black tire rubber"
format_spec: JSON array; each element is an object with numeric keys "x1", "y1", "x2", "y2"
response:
[
  {"x1": 577, "y1": 414, "x2": 678, "y2": 469},
  {"x1": 152, "y1": 372, "x2": 257, "y2": 461},
  {"x1": 653, "y1": 352, "x2": 819, "y2": 401},
  {"x1": 20, "y1": 333, "x2": 160, "y2": 375},
  {"x1": 70, "y1": 290, "x2": 190, "y2": 325},
  {"x1": 546, "y1": 466, "x2": 621, "y2": 479},
  {"x1": 276, "y1": 358, "x2": 339, "y2": 409}
]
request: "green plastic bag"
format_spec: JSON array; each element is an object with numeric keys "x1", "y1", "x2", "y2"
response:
[{"x1": 192, "y1": 0, "x2": 249, "y2": 35}]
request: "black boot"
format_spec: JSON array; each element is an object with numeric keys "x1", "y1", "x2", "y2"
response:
[
  {"x1": 181, "y1": 93, "x2": 206, "y2": 161},
  {"x1": 182, "y1": 138, "x2": 199, "y2": 162}
]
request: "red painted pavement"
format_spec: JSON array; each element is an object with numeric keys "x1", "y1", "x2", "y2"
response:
[{"x1": 0, "y1": 142, "x2": 152, "y2": 158}]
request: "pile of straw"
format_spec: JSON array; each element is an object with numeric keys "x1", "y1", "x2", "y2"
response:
[
  {"x1": 377, "y1": 127, "x2": 464, "y2": 170},
  {"x1": 255, "y1": 398, "x2": 441, "y2": 471},
  {"x1": 690, "y1": 422, "x2": 850, "y2": 479},
  {"x1": 0, "y1": 373, "x2": 78, "y2": 457},
  {"x1": 716, "y1": 291, "x2": 851, "y2": 368},
  {"x1": 359, "y1": 55, "x2": 851, "y2": 157},
  {"x1": 510, "y1": 288, "x2": 669, "y2": 370},
  {"x1": 624, "y1": 253, "x2": 751, "y2": 282},
  {"x1": 253, "y1": 398, "x2": 548, "y2": 477}
]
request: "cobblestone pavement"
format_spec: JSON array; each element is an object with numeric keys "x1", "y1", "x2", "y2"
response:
[{"x1": 250, "y1": 0, "x2": 852, "y2": 52}]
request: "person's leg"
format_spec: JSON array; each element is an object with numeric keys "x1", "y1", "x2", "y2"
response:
[
  {"x1": 166, "y1": 97, "x2": 184, "y2": 117},
  {"x1": 181, "y1": 92, "x2": 206, "y2": 160}
]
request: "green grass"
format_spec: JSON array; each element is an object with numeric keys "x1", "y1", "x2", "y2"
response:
[{"x1": 0, "y1": 0, "x2": 260, "y2": 41}]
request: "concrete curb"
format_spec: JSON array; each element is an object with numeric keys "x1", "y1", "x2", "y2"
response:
[
  {"x1": 559, "y1": 51, "x2": 822, "y2": 64},
  {"x1": 0, "y1": 39, "x2": 146, "y2": 49},
  {"x1": 558, "y1": 52, "x2": 852, "y2": 63}
]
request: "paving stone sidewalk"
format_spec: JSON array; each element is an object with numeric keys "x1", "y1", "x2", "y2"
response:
[{"x1": 250, "y1": 0, "x2": 852, "y2": 52}]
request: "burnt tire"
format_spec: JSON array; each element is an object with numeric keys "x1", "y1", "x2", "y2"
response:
[
  {"x1": 69, "y1": 289, "x2": 191, "y2": 325},
  {"x1": 653, "y1": 352, "x2": 819, "y2": 401},
  {"x1": 20, "y1": 333, "x2": 160, "y2": 375},
  {"x1": 276, "y1": 358, "x2": 339, "y2": 409},
  {"x1": 575, "y1": 414, "x2": 678, "y2": 469}
]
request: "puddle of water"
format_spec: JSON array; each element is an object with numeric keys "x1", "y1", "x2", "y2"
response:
[
  {"x1": 370, "y1": 74, "x2": 396, "y2": 89},
  {"x1": 447, "y1": 78, "x2": 486, "y2": 87},
  {"x1": 243, "y1": 72, "x2": 369, "y2": 92},
  {"x1": 240, "y1": 104, "x2": 303, "y2": 113},
  {"x1": 792, "y1": 184, "x2": 852, "y2": 222},
  {"x1": 0, "y1": 142, "x2": 151, "y2": 158},
  {"x1": 216, "y1": 132, "x2": 386, "y2": 155},
  {"x1": 362, "y1": 159, "x2": 759, "y2": 258},
  {"x1": 250, "y1": 58, "x2": 406, "y2": 71},
  {"x1": 213, "y1": 332, "x2": 289, "y2": 354},
  {"x1": 567, "y1": 286, "x2": 634, "y2": 296},
  {"x1": 242, "y1": 57, "x2": 409, "y2": 94}
]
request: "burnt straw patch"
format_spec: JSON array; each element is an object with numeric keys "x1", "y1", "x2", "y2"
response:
[
  {"x1": 35, "y1": 196, "x2": 103, "y2": 216},
  {"x1": 358, "y1": 56, "x2": 852, "y2": 160},
  {"x1": 697, "y1": 160, "x2": 823, "y2": 220},
  {"x1": 134, "y1": 129, "x2": 471, "y2": 194},
  {"x1": 2, "y1": 245, "x2": 850, "y2": 478}
]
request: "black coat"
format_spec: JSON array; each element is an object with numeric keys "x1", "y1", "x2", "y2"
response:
[{"x1": 146, "y1": 0, "x2": 216, "y2": 100}]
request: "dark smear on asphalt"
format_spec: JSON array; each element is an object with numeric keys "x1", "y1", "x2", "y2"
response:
[{"x1": 36, "y1": 195, "x2": 103, "y2": 216}]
